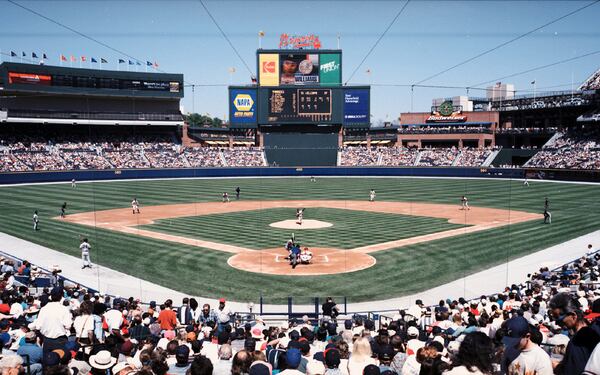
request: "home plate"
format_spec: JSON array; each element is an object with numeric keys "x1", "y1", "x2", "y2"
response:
[{"x1": 269, "y1": 219, "x2": 333, "y2": 229}]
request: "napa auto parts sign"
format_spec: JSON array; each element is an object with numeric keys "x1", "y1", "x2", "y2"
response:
[
  {"x1": 230, "y1": 89, "x2": 257, "y2": 124},
  {"x1": 279, "y1": 34, "x2": 322, "y2": 49}
]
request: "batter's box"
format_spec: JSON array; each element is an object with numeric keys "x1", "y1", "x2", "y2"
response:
[{"x1": 274, "y1": 255, "x2": 328, "y2": 263}]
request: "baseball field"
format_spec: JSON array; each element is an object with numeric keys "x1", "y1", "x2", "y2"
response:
[{"x1": 0, "y1": 176, "x2": 598, "y2": 303}]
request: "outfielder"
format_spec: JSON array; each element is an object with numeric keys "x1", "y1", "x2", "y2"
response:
[
  {"x1": 33, "y1": 211, "x2": 39, "y2": 231},
  {"x1": 369, "y1": 189, "x2": 376, "y2": 202},
  {"x1": 80, "y1": 238, "x2": 92, "y2": 269},
  {"x1": 523, "y1": 177, "x2": 529, "y2": 187},
  {"x1": 71, "y1": 178, "x2": 76, "y2": 188},
  {"x1": 460, "y1": 196, "x2": 470, "y2": 210},
  {"x1": 132, "y1": 198, "x2": 140, "y2": 214}
]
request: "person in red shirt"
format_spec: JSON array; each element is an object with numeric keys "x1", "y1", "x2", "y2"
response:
[{"x1": 157, "y1": 299, "x2": 179, "y2": 331}]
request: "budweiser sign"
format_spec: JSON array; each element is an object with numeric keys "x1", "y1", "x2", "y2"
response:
[{"x1": 279, "y1": 34, "x2": 322, "y2": 49}]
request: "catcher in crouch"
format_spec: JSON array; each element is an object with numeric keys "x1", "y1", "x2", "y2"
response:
[{"x1": 299, "y1": 247, "x2": 313, "y2": 264}]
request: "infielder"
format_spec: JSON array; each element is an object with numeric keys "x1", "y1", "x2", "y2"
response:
[
  {"x1": 131, "y1": 198, "x2": 140, "y2": 214},
  {"x1": 460, "y1": 196, "x2": 470, "y2": 210},
  {"x1": 80, "y1": 238, "x2": 92, "y2": 269},
  {"x1": 296, "y1": 208, "x2": 304, "y2": 225},
  {"x1": 235, "y1": 187, "x2": 240, "y2": 200},
  {"x1": 310, "y1": 176, "x2": 316, "y2": 183},
  {"x1": 33, "y1": 211, "x2": 39, "y2": 231},
  {"x1": 222, "y1": 192, "x2": 230, "y2": 203},
  {"x1": 369, "y1": 189, "x2": 376, "y2": 202},
  {"x1": 60, "y1": 202, "x2": 67, "y2": 218}
]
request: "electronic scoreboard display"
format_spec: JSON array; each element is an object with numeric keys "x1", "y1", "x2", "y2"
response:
[{"x1": 268, "y1": 88, "x2": 332, "y2": 123}]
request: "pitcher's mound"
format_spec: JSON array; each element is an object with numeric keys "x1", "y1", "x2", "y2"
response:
[{"x1": 269, "y1": 219, "x2": 333, "y2": 229}]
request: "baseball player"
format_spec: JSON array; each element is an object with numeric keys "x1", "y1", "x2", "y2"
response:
[
  {"x1": 131, "y1": 198, "x2": 140, "y2": 214},
  {"x1": 369, "y1": 189, "x2": 376, "y2": 202},
  {"x1": 523, "y1": 177, "x2": 529, "y2": 187},
  {"x1": 460, "y1": 196, "x2": 470, "y2": 210},
  {"x1": 32, "y1": 211, "x2": 39, "y2": 231},
  {"x1": 235, "y1": 187, "x2": 240, "y2": 200},
  {"x1": 71, "y1": 178, "x2": 76, "y2": 188},
  {"x1": 299, "y1": 247, "x2": 313, "y2": 264},
  {"x1": 543, "y1": 209, "x2": 552, "y2": 224},
  {"x1": 222, "y1": 192, "x2": 230, "y2": 203},
  {"x1": 80, "y1": 238, "x2": 92, "y2": 269},
  {"x1": 60, "y1": 202, "x2": 67, "y2": 218},
  {"x1": 296, "y1": 208, "x2": 304, "y2": 225},
  {"x1": 544, "y1": 197, "x2": 549, "y2": 211},
  {"x1": 310, "y1": 176, "x2": 316, "y2": 183},
  {"x1": 290, "y1": 243, "x2": 301, "y2": 269}
]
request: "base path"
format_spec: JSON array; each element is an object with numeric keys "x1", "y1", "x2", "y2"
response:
[{"x1": 61, "y1": 200, "x2": 541, "y2": 276}]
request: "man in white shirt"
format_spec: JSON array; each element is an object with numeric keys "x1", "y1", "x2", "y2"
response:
[
  {"x1": 28, "y1": 287, "x2": 72, "y2": 355},
  {"x1": 216, "y1": 298, "x2": 232, "y2": 334}
]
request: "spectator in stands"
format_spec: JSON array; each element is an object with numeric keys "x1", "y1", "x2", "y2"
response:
[
  {"x1": 444, "y1": 332, "x2": 494, "y2": 374},
  {"x1": 157, "y1": 299, "x2": 178, "y2": 331},
  {"x1": 28, "y1": 287, "x2": 71, "y2": 355},
  {"x1": 549, "y1": 292, "x2": 600, "y2": 374}
]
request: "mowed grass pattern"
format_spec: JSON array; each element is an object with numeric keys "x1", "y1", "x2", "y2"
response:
[
  {"x1": 0, "y1": 176, "x2": 599, "y2": 302},
  {"x1": 143, "y1": 207, "x2": 465, "y2": 249}
]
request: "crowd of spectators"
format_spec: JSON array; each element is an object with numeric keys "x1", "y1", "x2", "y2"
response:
[
  {"x1": 525, "y1": 129, "x2": 600, "y2": 169},
  {"x1": 2, "y1": 245, "x2": 600, "y2": 375},
  {"x1": 222, "y1": 148, "x2": 265, "y2": 167},
  {"x1": 417, "y1": 148, "x2": 460, "y2": 167},
  {"x1": 0, "y1": 135, "x2": 267, "y2": 171},
  {"x1": 580, "y1": 68, "x2": 600, "y2": 90},
  {"x1": 339, "y1": 147, "x2": 493, "y2": 167},
  {"x1": 339, "y1": 147, "x2": 380, "y2": 166},
  {"x1": 454, "y1": 149, "x2": 494, "y2": 167}
]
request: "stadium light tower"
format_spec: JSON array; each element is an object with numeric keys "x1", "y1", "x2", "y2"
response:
[{"x1": 258, "y1": 31, "x2": 265, "y2": 49}]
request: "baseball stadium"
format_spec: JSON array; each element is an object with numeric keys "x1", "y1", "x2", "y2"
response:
[{"x1": 2, "y1": 2, "x2": 600, "y2": 374}]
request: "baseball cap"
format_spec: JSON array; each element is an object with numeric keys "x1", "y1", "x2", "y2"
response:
[
  {"x1": 219, "y1": 298, "x2": 226, "y2": 303},
  {"x1": 249, "y1": 362, "x2": 271, "y2": 375},
  {"x1": 378, "y1": 345, "x2": 396, "y2": 361},
  {"x1": 324, "y1": 348, "x2": 341, "y2": 368},
  {"x1": 344, "y1": 320, "x2": 353, "y2": 329},
  {"x1": 407, "y1": 326, "x2": 419, "y2": 337},
  {"x1": 43, "y1": 351, "x2": 61, "y2": 367},
  {"x1": 286, "y1": 348, "x2": 302, "y2": 368},
  {"x1": 176, "y1": 345, "x2": 190, "y2": 359},
  {"x1": 0, "y1": 332, "x2": 10, "y2": 346},
  {"x1": 251, "y1": 327, "x2": 263, "y2": 339},
  {"x1": 363, "y1": 364, "x2": 381, "y2": 375},
  {"x1": 289, "y1": 330, "x2": 300, "y2": 341},
  {"x1": 502, "y1": 316, "x2": 530, "y2": 349}
]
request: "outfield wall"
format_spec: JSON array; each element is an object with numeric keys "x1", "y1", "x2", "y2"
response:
[
  {"x1": 0, "y1": 167, "x2": 525, "y2": 184},
  {"x1": 2, "y1": 166, "x2": 600, "y2": 185}
]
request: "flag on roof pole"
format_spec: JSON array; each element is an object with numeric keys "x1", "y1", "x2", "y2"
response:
[
  {"x1": 32, "y1": 52, "x2": 38, "y2": 59},
  {"x1": 153, "y1": 61, "x2": 159, "y2": 69},
  {"x1": 146, "y1": 61, "x2": 152, "y2": 66},
  {"x1": 10, "y1": 51, "x2": 17, "y2": 57},
  {"x1": 101, "y1": 58, "x2": 107, "y2": 63},
  {"x1": 531, "y1": 80, "x2": 536, "y2": 85},
  {"x1": 22, "y1": 52, "x2": 26, "y2": 57},
  {"x1": 43, "y1": 53, "x2": 48, "y2": 59},
  {"x1": 70, "y1": 55, "x2": 76, "y2": 67},
  {"x1": 128, "y1": 60, "x2": 133, "y2": 65},
  {"x1": 91, "y1": 57, "x2": 97, "y2": 63},
  {"x1": 118, "y1": 58, "x2": 125, "y2": 71},
  {"x1": 81, "y1": 56, "x2": 86, "y2": 62},
  {"x1": 60, "y1": 54, "x2": 66, "y2": 66}
]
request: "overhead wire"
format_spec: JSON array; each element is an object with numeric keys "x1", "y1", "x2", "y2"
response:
[
  {"x1": 344, "y1": 0, "x2": 410, "y2": 84},
  {"x1": 413, "y1": 0, "x2": 600, "y2": 85}
]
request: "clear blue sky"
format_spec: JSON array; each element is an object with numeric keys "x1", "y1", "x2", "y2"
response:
[{"x1": 1, "y1": 0, "x2": 599, "y2": 122}]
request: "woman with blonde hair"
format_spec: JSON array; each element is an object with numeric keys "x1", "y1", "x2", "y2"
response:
[{"x1": 347, "y1": 337, "x2": 377, "y2": 375}]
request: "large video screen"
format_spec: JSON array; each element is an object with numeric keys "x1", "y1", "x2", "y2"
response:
[
  {"x1": 258, "y1": 51, "x2": 341, "y2": 86},
  {"x1": 344, "y1": 89, "x2": 370, "y2": 125},
  {"x1": 268, "y1": 88, "x2": 332, "y2": 123},
  {"x1": 279, "y1": 53, "x2": 319, "y2": 85}
]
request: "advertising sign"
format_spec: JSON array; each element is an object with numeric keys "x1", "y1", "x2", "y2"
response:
[
  {"x1": 319, "y1": 54, "x2": 341, "y2": 85},
  {"x1": 426, "y1": 100, "x2": 467, "y2": 122},
  {"x1": 344, "y1": 89, "x2": 370, "y2": 124},
  {"x1": 230, "y1": 89, "x2": 257, "y2": 124},
  {"x1": 279, "y1": 34, "x2": 322, "y2": 49},
  {"x1": 259, "y1": 54, "x2": 279, "y2": 86},
  {"x1": 279, "y1": 53, "x2": 319, "y2": 85},
  {"x1": 268, "y1": 88, "x2": 332, "y2": 123},
  {"x1": 8, "y1": 72, "x2": 52, "y2": 86}
]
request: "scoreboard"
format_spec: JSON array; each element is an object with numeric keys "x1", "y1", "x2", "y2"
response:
[
  {"x1": 268, "y1": 89, "x2": 332, "y2": 123},
  {"x1": 228, "y1": 49, "x2": 368, "y2": 127}
]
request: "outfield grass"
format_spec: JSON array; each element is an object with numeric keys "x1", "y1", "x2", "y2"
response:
[
  {"x1": 143, "y1": 207, "x2": 465, "y2": 249},
  {"x1": 0, "y1": 177, "x2": 598, "y2": 302}
]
